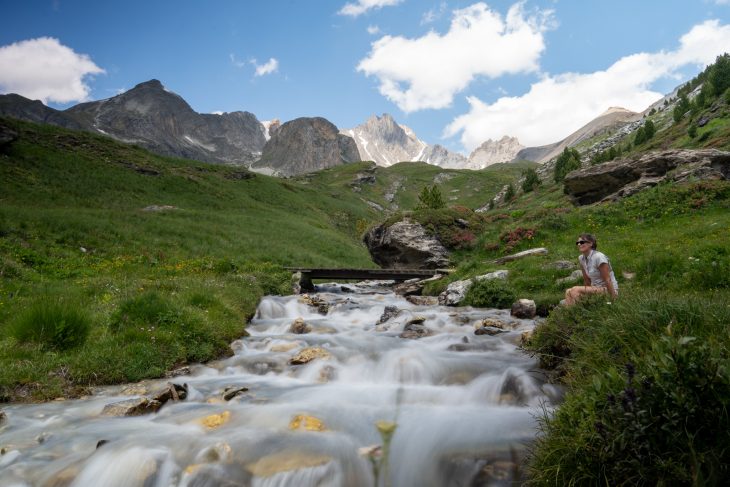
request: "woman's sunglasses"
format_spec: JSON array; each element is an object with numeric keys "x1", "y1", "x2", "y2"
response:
[{"x1": 576, "y1": 240, "x2": 589, "y2": 245}]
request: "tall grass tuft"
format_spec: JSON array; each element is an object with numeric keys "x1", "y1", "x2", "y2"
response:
[
  {"x1": 109, "y1": 291, "x2": 177, "y2": 332},
  {"x1": 10, "y1": 297, "x2": 92, "y2": 350}
]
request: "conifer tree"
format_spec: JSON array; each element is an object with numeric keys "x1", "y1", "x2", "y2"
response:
[
  {"x1": 504, "y1": 183, "x2": 515, "y2": 201},
  {"x1": 521, "y1": 167, "x2": 541, "y2": 193}
]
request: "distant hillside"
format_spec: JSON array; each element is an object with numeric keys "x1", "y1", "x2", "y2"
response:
[{"x1": 516, "y1": 107, "x2": 641, "y2": 163}]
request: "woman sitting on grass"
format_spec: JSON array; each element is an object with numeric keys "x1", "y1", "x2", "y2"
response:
[{"x1": 564, "y1": 233, "x2": 618, "y2": 305}]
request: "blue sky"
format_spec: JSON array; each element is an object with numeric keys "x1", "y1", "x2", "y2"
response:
[{"x1": 2, "y1": 1, "x2": 730, "y2": 153}]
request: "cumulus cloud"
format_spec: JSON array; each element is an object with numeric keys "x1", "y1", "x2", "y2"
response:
[
  {"x1": 357, "y1": 2, "x2": 554, "y2": 112},
  {"x1": 251, "y1": 58, "x2": 279, "y2": 77},
  {"x1": 445, "y1": 19, "x2": 730, "y2": 149},
  {"x1": 0, "y1": 37, "x2": 104, "y2": 104},
  {"x1": 339, "y1": 0, "x2": 403, "y2": 17},
  {"x1": 367, "y1": 25, "x2": 381, "y2": 35}
]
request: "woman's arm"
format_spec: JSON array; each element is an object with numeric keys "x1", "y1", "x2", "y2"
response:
[{"x1": 599, "y1": 263, "x2": 617, "y2": 298}]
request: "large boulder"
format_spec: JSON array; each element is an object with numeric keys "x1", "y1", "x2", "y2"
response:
[
  {"x1": 437, "y1": 270, "x2": 509, "y2": 306},
  {"x1": 564, "y1": 149, "x2": 730, "y2": 205},
  {"x1": 363, "y1": 220, "x2": 449, "y2": 269}
]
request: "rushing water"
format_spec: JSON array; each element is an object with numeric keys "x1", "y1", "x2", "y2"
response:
[{"x1": 0, "y1": 282, "x2": 561, "y2": 487}]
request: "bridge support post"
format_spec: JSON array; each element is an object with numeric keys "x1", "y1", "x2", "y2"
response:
[{"x1": 298, "y1": 272, "x2": 314, "y2": 293}]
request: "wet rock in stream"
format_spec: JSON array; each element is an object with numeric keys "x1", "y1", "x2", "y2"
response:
[
  {"x1": 288, "y1": 317, "x2": 312, "y2": 334},
  {"x1": 102, "y1": 382, "x2": 188, "y2": 416},
  {"x1": 222, "y1": 386, "x2": 249, "y2": 401},
  {"x1": 289, "y1": 347, "x2": 331, "y2": 365},
  {"x1": 400, "y1": 317, "x2": 433, "y2": 339}
]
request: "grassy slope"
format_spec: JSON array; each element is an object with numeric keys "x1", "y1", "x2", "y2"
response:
[{"x1": 0, "y1": 118, "x2": 380, "y2": 401}]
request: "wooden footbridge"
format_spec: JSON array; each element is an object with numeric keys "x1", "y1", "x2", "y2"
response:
[{"x1": 285, "y1": 267, "x2": 449, "y2": 292}]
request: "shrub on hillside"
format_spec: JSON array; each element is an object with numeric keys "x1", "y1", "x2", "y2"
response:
[
  {"x1": 11, "y1": 298, "x2": 92, "y2": 350},
  {"x1": 462, "y1": 278, "x2": 516, "y2": 309},
  {"x1": 499, "y1": 226, "x2": 537, "y2": 253}
]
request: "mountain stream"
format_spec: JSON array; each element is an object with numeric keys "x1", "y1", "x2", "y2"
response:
[{"x1": 0, "y1": 281, "x2": 561, "y2": 486}]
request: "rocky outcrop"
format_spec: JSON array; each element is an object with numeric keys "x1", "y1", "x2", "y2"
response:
[
  {"x1": 363, "y1": 220, "x2": 449, "y2": 269},
  {"x1": 254, "y1": 117, "x2": 360, "y2": 176},
  {"x1": 0, "y1": 121, "x2": 18, "y2": 148},
  {"x1": 564, "y1": 149, "x2": 730, "y2": 205}
]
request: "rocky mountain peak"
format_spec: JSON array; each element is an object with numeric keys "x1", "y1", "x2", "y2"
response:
[
  {"x1": 467, "y1": 136, "x2": 524, "y2": 168},
  {"x1": 254, "y1": 117, "x2": 360, "y2": 176}
]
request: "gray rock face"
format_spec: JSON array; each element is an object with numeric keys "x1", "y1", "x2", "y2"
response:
[
  {"x1": 363, "y1": 220, "x2": 450, "y2": 269},
  {"x1": 255, "y1": 117, "x2": 360, "y2": 176},
  {"x1": 564, "y1": 149, "x2": 730, "y2": 205}
]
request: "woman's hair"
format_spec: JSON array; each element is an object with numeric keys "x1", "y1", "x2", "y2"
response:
[{"x1": 579, "y1": 233, "x2": 598, "y2": 250}]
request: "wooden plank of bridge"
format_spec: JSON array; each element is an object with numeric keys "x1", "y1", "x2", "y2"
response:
[{"x1": 285, "y1": 267, "x2": 450, "y2": 292}]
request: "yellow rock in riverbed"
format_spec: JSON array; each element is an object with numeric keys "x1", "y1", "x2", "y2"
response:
[
  {"x1": 289, "y1": 414, "x2": 327, "y2": 431},
  {"x1": 247, "y1": 451, "x2": 331, "y2": 477},
  {"x1": 198, "y1": 411, "x2": 230, "y2": 429}
]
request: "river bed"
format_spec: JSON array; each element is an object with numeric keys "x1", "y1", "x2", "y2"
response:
[{"x1": 0, "y1": 281, "x2": 560, "y2": 486}]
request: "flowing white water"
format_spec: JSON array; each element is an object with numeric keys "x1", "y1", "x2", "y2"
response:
[{"x1": 0, "y1": 282, "x2": 560, "y2": 486}]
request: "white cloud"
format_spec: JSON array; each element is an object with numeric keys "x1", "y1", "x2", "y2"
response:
[
  {"x1": 357, "y1": 2, "x2": 554, "y2": 112},
  {"x1": 367, "y1": 25, "x2": 381, "y2": 35},
  {"x1": 712, "y1": 0, "x2": 730, "y2": 5},
  {"x1": 339, "y1": 0, "x2": 402, "y2": 17},
  {"x1": 0, "y1": 37, "x2": 104, "y2": 104},
  {"x1": 251, "y1": 58, "x2": 279, "y2": 77},
  {"x1": 445, "y1": 19, "x2": 730, "y2": 149}
]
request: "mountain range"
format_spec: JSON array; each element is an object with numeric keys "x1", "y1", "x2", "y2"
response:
[{"x1": 0, "y1": 78, "x2": 647, "y2": 175}]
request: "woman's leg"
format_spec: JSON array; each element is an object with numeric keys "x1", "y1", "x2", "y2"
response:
[{"x1": 565, "y1": 286, "x2": 607, "y2": 305}]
